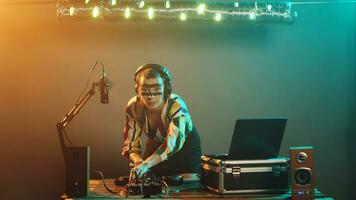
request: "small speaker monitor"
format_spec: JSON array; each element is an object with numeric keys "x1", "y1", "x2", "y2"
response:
[
  {"x1": 65, "y1": 146, "x2": 90, "y2": 198},
  {"x1": 290, "y1": 146, "x2": 314, "y2": 200}
]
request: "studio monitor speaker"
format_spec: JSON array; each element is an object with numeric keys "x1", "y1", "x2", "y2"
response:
[
  {"x1": 65, "y1": 146, "x2": 90, "y2": 198},
  {"x1": 290, "y1": 146, "x2": 314, "y2": 200}
]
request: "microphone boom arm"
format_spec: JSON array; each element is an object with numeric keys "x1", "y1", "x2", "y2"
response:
[{"x1": 56, "y1": 81, "x2": 100, "y2": 159}]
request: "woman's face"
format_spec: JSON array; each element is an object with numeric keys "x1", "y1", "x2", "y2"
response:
[{"x1": 137, "y1": 76, "x2": 165, "y2": 112}]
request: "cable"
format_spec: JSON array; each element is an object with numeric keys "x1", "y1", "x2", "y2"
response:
[
  {"x1": 63, "y1": 128, "x2": 73, "y2": 146},
  {"x1": 95, "y1": 171, "x2": 122, "y2": 194},
  {"x1": 160, "y1": 179, "x2": 169, "y2": 197},
  {"x1": 75, "y1": 61, "x2": 105, "y2": 105},
  {"x1": 75, "y1": 62, "x2": 97, "y2": 105}
]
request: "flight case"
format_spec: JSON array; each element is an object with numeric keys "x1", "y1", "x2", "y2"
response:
[{"x1": 201, "y1": 155, "x2": 290, "y2": 194}]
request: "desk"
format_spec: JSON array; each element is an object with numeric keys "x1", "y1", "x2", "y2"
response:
[{"x1": 63, "y1": 179, "x2": 333, "y2": 199}]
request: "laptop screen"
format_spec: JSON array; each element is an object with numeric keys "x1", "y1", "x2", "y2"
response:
[{"x1": 228, "y1": 119, "x2": 287, "y2": 160}]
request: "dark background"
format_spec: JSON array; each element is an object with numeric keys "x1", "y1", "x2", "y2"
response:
[{"x1": 0, "y1": 1, "x2": 355, "y2": 199}]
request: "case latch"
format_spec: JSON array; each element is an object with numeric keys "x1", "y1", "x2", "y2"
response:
[
  {"x1": 272, "y1": 165, "x2": 282, "y2": 176},
  {"x1": 232, "y1": 166, "x2": 241, "y2": 178}
]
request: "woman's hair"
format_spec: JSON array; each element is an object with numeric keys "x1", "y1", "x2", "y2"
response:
[{"x1": 135, "y1": 67, "x2": 165, "y2": 83}]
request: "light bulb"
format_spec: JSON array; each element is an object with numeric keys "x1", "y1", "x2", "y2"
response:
[
  {"x1": 197, "y1": 3, "x2": 205, "y2": 15},
  {"x1": 249, "y1": 12, "x2": 256, "y2": 20},
  {"x1": 92, "y1": 6, "x2": 100, "y2": 18},
  {"x1": 215, "y1": 13, "x2": 222, "y2": 21},
  {"x1": 148, "y1": 7, "x2": 154, "y2": 20},
  {"x1": 139, "y1": 0, "x2": 145, "y2": 8},
  {"x1": 69, "y1": 6, "x2": 75, "y2": 16},
  {"x1": 111, "y1": 0, "x2": 117, "y2": 6},
  {"x1": 180, "y1": 13, "x2": 187, "y2": 21},
  {"x1": 125, "y1": 7, "x2": 131, "y2": 18},
  {"x1": 166, "y1": 1, "x2": 170, "y2": 9}
]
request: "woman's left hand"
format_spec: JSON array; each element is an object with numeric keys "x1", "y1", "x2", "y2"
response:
[{"x1": 134, "y1": 162, "x2": 150, "y2": 178}]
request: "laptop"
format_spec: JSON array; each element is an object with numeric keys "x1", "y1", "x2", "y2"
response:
[{"x1": 227, "y1": 119, "x2": 287, "y2": 160}]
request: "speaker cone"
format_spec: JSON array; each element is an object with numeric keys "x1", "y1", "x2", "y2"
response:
[{"x1": 295, "y1": 168, "x2": 312, "y2": 185}]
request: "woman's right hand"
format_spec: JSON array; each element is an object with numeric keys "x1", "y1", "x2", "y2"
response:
[
  {"x1": 134, "y1": 158, "x2": 143, "y2": 167},
  {"x1": 134, "y1": 161, "x2": 151, "y2": 178},
  {"x1": 130, "y1": 153, "x2": 143, "y2": 167}
]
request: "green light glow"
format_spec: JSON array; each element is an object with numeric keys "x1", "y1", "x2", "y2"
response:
[
  {"x1": 197, "y1": 3, "x2": 205, "y2": 15},
  {"x1": 139, "y1": 0, "x2": 145, "y2": 8},
  {"x1": 165, "y1": 1, "x2": 170, "y2": 9},
  {"x1": 215, "y1": 13, "x2": 222, "y2": 21},
  {"x1": 249, "y1": 12, "x2": 256, "y2": 20},
  {"x1": 180, "y1": 12, "x2": 187, "y2": 21}
]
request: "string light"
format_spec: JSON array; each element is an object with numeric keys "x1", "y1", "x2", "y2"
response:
[
  {"x1": 57, "y1": 0, "x2": 296, "y2": 23},
  {"x1": 4, "y1": 0, "x2": 356, "y2": 6}
]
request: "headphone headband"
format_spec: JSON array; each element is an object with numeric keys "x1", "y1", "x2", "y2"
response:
[{"x1": 134, "y1": 63, "x2": 171, "y2": 82}]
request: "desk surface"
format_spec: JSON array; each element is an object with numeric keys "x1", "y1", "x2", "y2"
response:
[{"x1": 63, "y1": 179, "x2": 333, "y2": 200}]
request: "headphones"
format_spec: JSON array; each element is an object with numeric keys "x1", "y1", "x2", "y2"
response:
[{"x1": 134, "y1": 63, "x2": 172, "y2": 98}]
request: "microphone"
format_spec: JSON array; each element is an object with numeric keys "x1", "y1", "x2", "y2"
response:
[{"x1": 99, "y1": 71, "x2": 110, "y2": 104}]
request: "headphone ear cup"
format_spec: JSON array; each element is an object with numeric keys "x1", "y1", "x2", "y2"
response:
[
  {"x1": 164, "y1": 79, "x2": 172, "y2": 98},
  {"x1": 135, "y1": 83, "x2": 138, "y2": 94}
]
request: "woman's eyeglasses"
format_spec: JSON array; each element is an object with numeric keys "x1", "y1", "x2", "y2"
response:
[
  {"x1": 139, "y1": 92, "x2": 163, "y2": 97},
  {"x1": 138, "y1": 85, "x2": 163, "y2": 97}
]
